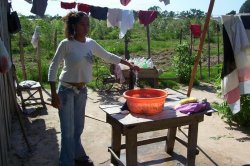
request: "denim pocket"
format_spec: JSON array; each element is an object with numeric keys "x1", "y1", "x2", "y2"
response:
[{"x1": 58, "y1": 85, "x2": 71, "y2": 95}]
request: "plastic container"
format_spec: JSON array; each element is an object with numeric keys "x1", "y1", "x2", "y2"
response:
[{"x1": 123, "y1": 88, "x2": 168, "y2": 115}]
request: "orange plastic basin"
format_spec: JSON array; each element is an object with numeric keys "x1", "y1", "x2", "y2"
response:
[{"x1": 123, "y1": 88, "x2": 168, "y2": 115}]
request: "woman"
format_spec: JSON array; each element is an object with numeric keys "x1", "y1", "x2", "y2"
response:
[{"x1": 48, "y1": 11, "x2": 139, "y2": 166}]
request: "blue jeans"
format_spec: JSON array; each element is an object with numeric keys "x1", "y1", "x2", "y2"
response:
[{"x1": 57, "y1": 85, "x2": 89, "y2": 166}]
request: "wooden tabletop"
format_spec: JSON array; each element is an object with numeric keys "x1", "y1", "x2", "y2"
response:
[{"x1": 100, "y1": 88, "x2": 215, "y2": 126}]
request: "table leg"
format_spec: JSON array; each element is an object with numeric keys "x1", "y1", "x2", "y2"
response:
[
  {"x1": 111, "y1": 126, "x2": 121, "y2": 165},
  {"x1": 126, "y1": 131, "x2": 137, "y2": 166},
  {"x1": 153, "y1": 78, "x2": 158, "y2": 88},
  {"x1": 187, "y1": 123, "x2": 199, "y2": 166},
  {"x1": 166, "y1": 127, "x2": 177, "y2": 154}
]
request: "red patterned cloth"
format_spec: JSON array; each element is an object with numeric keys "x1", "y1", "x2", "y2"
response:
[
  {"x1": 61, "y1": 2, "x2": 76, "y2": 9},
  {"x1": 77, "y1": 3, "x2": 91, "y2": 13},
  {"x1": 120, "y1": 0, "x2": 131, "y2": 6},
  {"x1": 138, "y1": 10, "x2": 158, "y2": 26}
]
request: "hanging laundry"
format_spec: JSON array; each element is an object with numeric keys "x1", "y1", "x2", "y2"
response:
[
  {"x1": 138, "y1": 10, "x2": 158, "y2": 26},
  {"x1": 90, "y1": 6, "x2": 108, "y2": 20},
  {"x1": 221, "y1": 15, "x2": 250, "y2": 114},
  {"x1": 77, "y1": 3, "x2": 91, "y2": 14},
  {"x1": 159, "y1": 0, "x2": 170, "y2": 5},
  {"x1": 120, "y1": 0, "x2": 131, "y2": 6},
  {"x1": 31, "y1": 26, "x2": 40, "y2": 48},
  {"x1": 114, "y1": 64, "x2": 125, "y2": 84},
  {"x1": 61, "y1": 1, "x2": 76, "y2": 9},
  {"x1": 107, "y1": 8, "x2": 122, "y2": 27},
  {"x1": 119, "y1": 10, "x2": 134, "y2": 39},
  {"x1": 190, "y1": 24, "x2": 201, "y2": 38},
  {"x1": 30, "y1": 0, "x2": 48, "y2": 17}
]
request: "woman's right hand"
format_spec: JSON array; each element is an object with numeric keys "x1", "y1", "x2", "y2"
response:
[
  {"x1": 51, "y1": 93, "x2": 61, "y2": 109},
  {"x1": 49, "y1": 81, "x2": 60, "y2": 109}
]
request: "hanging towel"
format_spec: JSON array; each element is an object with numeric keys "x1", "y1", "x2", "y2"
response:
[
  {"x1": 120, "y1": 0, "x2": 131, "y2": 6},
  {"x1": 114, "y1": 64, "x2": 125, "y2": 84},
  {"x1": 61, "y1": 2, "x2": 76, "y2": 9},
  {"x1": 138, "y1": 10, "x2": 158, "y2": 26},
  {"x1": 221, "y1": 15, "x2": 250, "y2": 114},
  {"x1": 107, "y1": 8, "x2": 122, "y2": 27},
  {"x1": 77, "y1": 3, "x2": 91, "y2": 13},
  {"x1": 119, "y1": 10, "x2": 134, "y2": 39},
  {"x1": 90, "y1": 6, "x2": 108, "y2": 20},
  {"x1": 30, "y1": 0, "x2": 48, "y2": 17}
]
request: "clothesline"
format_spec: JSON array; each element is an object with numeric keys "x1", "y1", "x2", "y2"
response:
[
  {"x1": 49, "y1": 0, "x2": 170, "y2": 7},
  {"x1": 61, "y1": 1, "x2": 158, "y2": 23},
  {"x1": 61, "y1": 1, "x2": 159, "y2": 38}
]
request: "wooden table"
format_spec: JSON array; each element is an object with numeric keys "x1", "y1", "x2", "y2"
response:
[{"x1": 100, "y1": 89, "x2": 215, "y2": 166}]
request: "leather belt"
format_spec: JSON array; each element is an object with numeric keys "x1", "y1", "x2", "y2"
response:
[{"x1": 60, "y1": 81, "x2": 86, "y2": 94}]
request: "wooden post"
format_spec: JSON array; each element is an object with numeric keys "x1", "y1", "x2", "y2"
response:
[
  {"x1": 207, "y1": 29, "x2": 211, "y2": 79},
  {"x1": 190, "y1": 31, "x2": 193, "y2": 56},
  {"x1": 37, "y1": 38, "x2": 42, "y2": 83},
  {"x1": 124, "y1": 34, "x2": 130, "y2": 60},
  {"x1": 146, "y1": 25, "x2": 151, "y2": 59},
  {"x1": 19, "y1": 32, "x2": 27, "y2": 80},
  {"x1": 217, "y1": 24, "x2": 220, "y2": 64},
  {"x1": 187, "y1": 0, "x2": 215, "y2": 97}
]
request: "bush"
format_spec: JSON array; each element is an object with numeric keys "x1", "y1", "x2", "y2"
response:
[
  {"x1": 171, "y1": 42, "x2": 195, "y2": 84},
  {"x1": 213, "y1": 94, "x2": 250, "y2": 128}
]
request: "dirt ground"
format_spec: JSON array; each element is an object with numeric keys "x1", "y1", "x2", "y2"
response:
[{"x1": 7, "y1": 83, "x2": 250, "y2": 166}]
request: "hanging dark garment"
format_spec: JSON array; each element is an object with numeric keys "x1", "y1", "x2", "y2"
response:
[
  {"x1": 90, "y1": 6, "x2": 108, "y2": 20},
  {"x1": 30, "y1": 0, "x2": 48, "y2": 17},
  {"x1": 138, "y1": 10, "x2": 158, "y2": 26},
  {"x1": 221, "y1": 26, "x2": 236, "y2": 80},
  {"x1": 61, "y1": 2, "x2": 76, "y2": 9},
  {"x1": 77, "y1": 3, "x2": 91, "y2": 13}
]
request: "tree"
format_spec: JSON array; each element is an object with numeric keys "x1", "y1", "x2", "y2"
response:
[
  {"x1": 226, "y1": 10, "x2": 236, "y2": 15},
  {"x1": 148, "y1": 6, "x2": 162, "y2": 12},
  {"x1": 239, "y1": 0, "x2": 250, "y2": 13}
]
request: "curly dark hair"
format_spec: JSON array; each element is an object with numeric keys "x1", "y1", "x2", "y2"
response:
[{"x1": 62, "y1": 11, "x2": 89, "y2": 40}]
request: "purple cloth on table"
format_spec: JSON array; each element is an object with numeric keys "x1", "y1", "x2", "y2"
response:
[{"x1": 175, "y1": 102, "x2": 211, "y2": 114}]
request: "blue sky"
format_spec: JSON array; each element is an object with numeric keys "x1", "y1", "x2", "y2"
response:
[{"x1": 12, "y1": 0, "x2": 246, "y2": 17}]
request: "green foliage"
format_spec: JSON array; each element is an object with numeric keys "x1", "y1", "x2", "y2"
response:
[
  {"x1": 197, "y1": 64, "x2": 222, "y2": 83},
  {"x1": 158, "y1": 71, "x2": 179, "y2": 89},
  {"x1": 98, "y1": 40, "x2": 124, "y2": 54},
  {"x1": 233, "y1": 94, "x2": 250, "y2": 127},
  {"x1": 226, "y1": 10, "x2": 237, "y2": 15},
  {"x1": 213, "y1": 94, "x2": 250, "y2": 128},
  {"x1": 171, "y1": 42, "x2": 195, "y2": 84},
  {"x1": 213, "y1": 102, "x2": 233, "y2": 124},
  {"x1": 239, "y1": 0, "x2": 250, "y2": 13}
]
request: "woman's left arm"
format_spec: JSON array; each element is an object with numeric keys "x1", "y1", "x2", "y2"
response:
[{"x1": 91, "y1": 39, "x2": 140, "y2": 71}]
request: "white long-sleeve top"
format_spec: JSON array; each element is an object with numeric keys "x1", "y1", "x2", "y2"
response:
[{"x1": 48, "y1": 38, "x2": 122, "y2": 83}]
